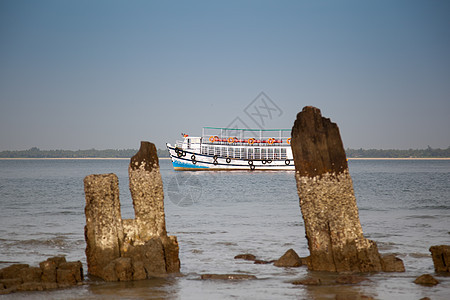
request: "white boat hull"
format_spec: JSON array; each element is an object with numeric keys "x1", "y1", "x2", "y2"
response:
[{"x1": 167, "y1": 144, "x2": 294, "y2": 171}]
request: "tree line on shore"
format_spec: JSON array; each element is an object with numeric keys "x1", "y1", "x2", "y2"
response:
[
  {"x1": 0, "y1": 147, "x2": 170, "y2": 158},
  {"x1": 345, "y1": 146, "x2": 450, "y2": 158},
  {"x1": 1, "y1": 146, "x2": 449, "y2": 159}
]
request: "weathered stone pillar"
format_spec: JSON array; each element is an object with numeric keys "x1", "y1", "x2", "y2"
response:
[
  {"x1": 84, "y1": 174, "x2": 124, "y2": 278},
  {"x1": 291, "y1": 106, "x2": 402, "y2": 272},
  {"x1": 84, "y1": 141, "x2": 180, "y2": 281},
  {"x1": 129, "y1": 141, "x2": 167, "y2": 239},
  {"x1": 126, "y1": 141, "x2": 180, "y2": 274}
]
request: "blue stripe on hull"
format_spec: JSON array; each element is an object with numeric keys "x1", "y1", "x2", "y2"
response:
[{"x1": 172, "y1": 159, "x2": 209, "y2": 169}]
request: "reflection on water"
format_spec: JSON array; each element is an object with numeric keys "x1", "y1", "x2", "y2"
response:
[
  {"x1": 88, "y1": 276, "x2": 180, "y2": 299},
  {"x1": 296, "y1": 271, "x2": 376, "y2": 300}
]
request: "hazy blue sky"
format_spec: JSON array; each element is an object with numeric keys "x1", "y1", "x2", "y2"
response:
[{"x1": 1, "y1": 0, "x2": 449, "y2": 151}]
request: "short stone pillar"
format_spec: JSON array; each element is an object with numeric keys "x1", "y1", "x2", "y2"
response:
[
  {"x1": 84, "y1": 141, "x2": 180, "y2": 281},
  {"x1": 84, "y1": 174, "x2": 124, "y2": 278},
  {"x1": 291, "y1": 106, "x2": 403, "y2": 272}
]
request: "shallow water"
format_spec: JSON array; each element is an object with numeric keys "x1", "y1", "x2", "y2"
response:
[{"x1": 0, "y1": 159, "x2": 449, "y2": 299}]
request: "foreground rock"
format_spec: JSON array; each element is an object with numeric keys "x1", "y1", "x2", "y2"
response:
[
  {"x1": 84, "y1": 141, "x2": 180, "y2": 281},
  {"x1": 380, "y1": 254, "x2": 405, "y2": 272},
  {"x1": 0, "y1": 257, "x2": 82, "y2": 295},
  {"x1": 429, "y1": 245, "x2": 450, "y2": 272},
  {"x1": 234, "y1": 253, "x2": 274, "y2": 264},
  {"x1": 414, "y1": 274, "x2": 439, "y2": 286},
  {"x1": 234, "y1": 254, "x2": 256, "y2": 261},
  {"x1": 273, "y1": 249, "x2": 302, "y2": 268},
  {"x1": 200, "y1": 274, "x2": 257, "y2": 280},
  {"x1": 291, "y1": 106, "x2": 404, "y2": 272}
]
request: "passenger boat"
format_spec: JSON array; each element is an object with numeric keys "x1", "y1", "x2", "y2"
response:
[{"x1": 166, "y1": 127, "x2": 294, "y2": 171}]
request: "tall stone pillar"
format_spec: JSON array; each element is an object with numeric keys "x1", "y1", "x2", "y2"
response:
[
  {"x1": 129, "y1": 141, "x2": 167, "y2": 239},
  {"x1": 291, "y1": 106, "x2": 401, "y2": 272},
  {"x1": 84, "y1": 173, "x2": 124, "y2": 278},
  {"x1": 126, "y1": 141, "x2": 180, "y2": 274}
]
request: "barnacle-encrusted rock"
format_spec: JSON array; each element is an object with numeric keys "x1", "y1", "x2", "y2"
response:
[
  {"x1": 84, "y1": 141, "x2": 180, "y2": 281},
  {"x1": 0, "y1": 256, "x2": 82, "y2": 295},
  {"x1": 84, "y1": 173, "x2": 123, "y2": 278},
  {"x1": 291, "y1": 106, "x2": 404, "y2": 272}
]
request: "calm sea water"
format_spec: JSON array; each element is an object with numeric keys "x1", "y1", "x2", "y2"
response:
[{"x1": 0, "y1": 159, "x2": 449, "y2": 299}]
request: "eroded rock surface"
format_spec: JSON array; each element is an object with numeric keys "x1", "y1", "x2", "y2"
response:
[
  {"x1": 234, "y1": 254, "x2": 256, "y2": 261},
  {"x1": 84, "y1": 173, "x2": 123, "y2": 278},
  {"x1": 429, "y1": 245, "x2": 450, "y2": 272},
  {"x1": 414, "y1": 274, "x2": 439, "y2": 286},
  {"x1": 0, "y1": 257, "x2": 82, "y2": 295},
  {"x1": 273, "y1": 249, "x2": 302, "y2": 268},
  {"x1": 84, "y1": 141, "x2": 180, "y2": 281},
  {"x1": 381, "y1": 254, "x2": 406, "y2": 272},
  {"x1": 291, "y1": 106, "x2": 404, "y2": 273},
  {"x1": 129, "y1": 141, "x2": 166, "y2": 239}
]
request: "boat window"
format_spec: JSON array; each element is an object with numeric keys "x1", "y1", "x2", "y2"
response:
[
  {"x1": 234, "y1": 148, "x2": 240, "y2": 159},
  {"x1": 247, "y1": 148, "x2": 253, "y2": 160},
  {"x1": 255, "y1": 148, "x2": 261, "y2": 160},
  {"x1": 261, "y1": 148, "x2": 267, "y2": 160},
  {"x1": 274, "y1": 148, "x2": 280, "y2": 159}
]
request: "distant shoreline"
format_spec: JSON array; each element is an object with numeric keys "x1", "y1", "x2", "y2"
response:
[{"x1": 2, "y1": 147, "x2": 448, "y2": 160}]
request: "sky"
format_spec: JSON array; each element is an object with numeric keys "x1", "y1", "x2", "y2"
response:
[{"x1": 1, "y1": 0, "x2": 449, "y2": 151}]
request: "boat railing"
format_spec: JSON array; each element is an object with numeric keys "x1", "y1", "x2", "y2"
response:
[
  {"x1": 202, "y1": 137, "x2": 290, "y2": 146},
  {"x1": 201, "y1": 134, "x2": 291, "y2": 146},
  {"x1": 201, "y1": 127, "x2": 291, "y2": 146},
  {"x1": 200, "y1": 143, "x2": 289, "y2": 160}
]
